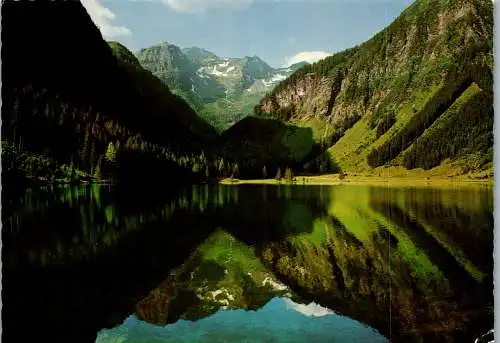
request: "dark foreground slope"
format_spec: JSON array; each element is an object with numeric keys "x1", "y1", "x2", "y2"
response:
[
  {"x1": 1, "y1": 0, "x2": 219, "y2": 186},
  {"x1": 255, "y1": 0, "x2": 493, "y2": 175}
]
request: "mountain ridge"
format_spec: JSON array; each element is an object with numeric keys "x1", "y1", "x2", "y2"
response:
[
  {"x1": 1, "y1": 0, "x2": 226, "y2": 186},
  {"x1": 2, "y1": 0, "x2": 492, "y2": 185},
  {"x1": 134, "y1": 42, "x2": 310, "y2": 131},
  {"x1": 253, "y1": 0, "x2": 493, "y2": 175}
]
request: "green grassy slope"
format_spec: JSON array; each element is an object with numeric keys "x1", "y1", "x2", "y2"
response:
[{"x1": 256, "y1": 0, "x2": 493, "y2": 175}]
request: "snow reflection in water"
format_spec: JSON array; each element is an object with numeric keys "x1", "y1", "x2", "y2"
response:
[{"x1": 96, "y1": 297, "x2": 388, "y2": 343}]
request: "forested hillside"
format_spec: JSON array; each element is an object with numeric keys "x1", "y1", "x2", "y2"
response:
[
  {"x1": 1, "y1": 1, "x2": 231, "y2": 186},
  {"x1": 0, "y1": 0, "x2": 316, "y2": 186},
  {"x1": 255, "y1": 0, "x2": 493, "y2": 175},
  {"x1": 3, "y1": 0, "x2": 493, "y2": 185}
]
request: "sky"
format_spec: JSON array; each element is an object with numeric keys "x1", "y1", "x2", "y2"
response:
[{"x1": 81, "y1": 0, "x2": 414, "y2": 68}]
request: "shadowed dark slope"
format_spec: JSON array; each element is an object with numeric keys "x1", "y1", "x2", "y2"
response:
[{"x1": 1, "y1": 0, "x2": 218, "y2": 185}]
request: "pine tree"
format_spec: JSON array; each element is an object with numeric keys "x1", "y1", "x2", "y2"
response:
[
  {"x1": 105, "y1": 142, "x2": 117, "y2": 162},
  {"x1": 80, "y1": 125, "x2": 90, "y2": 170},
  {"x1": 218, "y1": 158, "x2": 225, "y2": 173},
  {"x1": 12, "y1": 98, "x2": 20, "y2": 145},
  {"x1": 285, "y1": 167, "x2": 294, "y2": 182},
  {"x1": 192, "y1": 161, "x2": 200, "y2": 173},
  {"x1": 90, "y1": 141, "x2": 97, "y2": 175},
  {"x1": 94, "y1": 156, "x2": 103, "y2": 180},
  {"x1": 231, "y1": 163, "x2": 239, "y2": 179},
  {"x1": 44, "y1": 103, "x2": 51, "y2": 117},
  {"x1": 275, "y1": 167, "x2": 282, "y2": 181},
  {"x1": 319, "y1": 161, "x2": 325, "y2": 174}
]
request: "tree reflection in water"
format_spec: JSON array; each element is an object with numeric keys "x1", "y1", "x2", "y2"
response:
[{"x1": 2, "y1": 184, "x2": 493, "y2": 343}]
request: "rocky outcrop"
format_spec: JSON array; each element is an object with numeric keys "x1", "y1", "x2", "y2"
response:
[
  {"x1": 135, "y1": 43, "x2": 309, "y2": 130},
  {"x1": 256, "y1": 0, "x2": 493, "y2": 172}
]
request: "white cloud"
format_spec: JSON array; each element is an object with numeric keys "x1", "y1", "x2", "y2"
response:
[
  {"x1": 162, "y1": 0, "x2": 253, "y2": 13},
  {"x1": 81, "y1": 0, "x2": 132, "y2": 38},
  {"x1": 283, "y1": 51, "x2": 331, "y2": 67}
]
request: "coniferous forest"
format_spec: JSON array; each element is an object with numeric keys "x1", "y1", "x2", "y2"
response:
[
  {"x1": 1, "y1": 1, "x2": 315, "y2": 187},
  {"x1": 1, "y1": 1, "x2": 494, "y2": 343},
  {"x1": 3, "y1": 0, "x2": 493, "y2": 187}
]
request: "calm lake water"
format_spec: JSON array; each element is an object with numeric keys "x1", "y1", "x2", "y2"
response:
[{"x1": 2, "y1": 183, "x2": 493, "y2": 343}]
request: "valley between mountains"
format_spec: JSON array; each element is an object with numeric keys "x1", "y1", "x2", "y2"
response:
[
  {"x1": 1, "y1": 1, "x2": 494, "y2": 342},
  {"x1": 2, "y1": 0, "x2": 493, "y2": 186},
  {"x1": 134, "y1": 43, "x2": 308, "y2": 131}
]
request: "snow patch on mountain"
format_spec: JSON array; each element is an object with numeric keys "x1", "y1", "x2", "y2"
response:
[
  {"x1": 197, "y1": 68, "x2": 210, "y2": 79},
  {"x1": 218, "y1": 60, "x2": 231, "y2": 68},
  {"x1": 270, "y1": 73, "x2": 287, "y2": 82},
  {"x1": 260, "y1": 72, "x2": 288, "y2": 87},
  {"x1": 209, "y1": 65, "x2": 227, "y2": 77}
]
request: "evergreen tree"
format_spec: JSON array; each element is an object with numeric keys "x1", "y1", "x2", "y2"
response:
[
  {"x1": 12, "y1": 98, "x2": 20, "y2": 146},
  {"x1": 218, "y1": 158, "x2": 225, "y2": 173},
  {"x1": 275, "y1": 167, "x2": 282, "y2": 181},
  {"x1": 105, "y1": 141, "x2": 117, "y2": 162},
  {"x1": 192, "y1": 161, "x2": 200, "y2": 173},
  {"x1": 90, "y1": 141, "x2": 97, "y2": 175},
  {"x1": 80, "y1": 126, "x2": 90, "y2": 170},
  {"x1": 285, "y1": 167, "x2": 294, "y2": 182},
  {"x1": 231, "y1": 162, "x2": 239, "y2": 178},
  {"x1": 94, "y1": 155, "x2": 103, "y2": 180}
]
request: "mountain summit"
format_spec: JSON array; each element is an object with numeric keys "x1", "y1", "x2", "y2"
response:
[{"x1": 135, "y1": 43, "x2": 309, "y2": 130}]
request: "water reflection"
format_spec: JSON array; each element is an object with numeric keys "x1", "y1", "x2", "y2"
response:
[
  {"x1": 257, "y1": 185, "x2": 493, "y2": 343},
  {"x1": 2, "y1": 183, "x2": 493, "y2": 343},
  {"x1": 97, "y1": 297, "x2": 388, "y2": 343}
]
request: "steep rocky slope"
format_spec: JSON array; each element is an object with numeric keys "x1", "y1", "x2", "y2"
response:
[
  {"x1": 255, "y1": 0, "x2": 493, "y2": 174},
  {"x1": 135, "y1": 42, "x2": 226, "y2": 110}
]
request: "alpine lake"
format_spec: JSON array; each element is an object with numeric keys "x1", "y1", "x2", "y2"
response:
[{"x1": 3, "y1": 182, "x2": 493, "y2": 343}]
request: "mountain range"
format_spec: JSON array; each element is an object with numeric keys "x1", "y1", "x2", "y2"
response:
[
  {"x1": 135, "y1": 43, "x2": 308, "y2": 130},
  {"x1": 2, "y1": 1, "x2": 494, "y2": 342},
  {"x1": 1, "y1": 0, "x2": 493, "y2": 187}
]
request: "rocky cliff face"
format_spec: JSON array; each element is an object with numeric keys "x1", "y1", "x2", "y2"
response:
[
  {"x1": 135, "y1": 43, "x2": 309, "y2": 131},
  {"x1": 257, "y1": 0, "x2": 493, "y2": 173}
]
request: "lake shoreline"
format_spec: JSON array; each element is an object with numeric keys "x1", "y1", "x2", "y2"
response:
[{"x1": 220, "y1": 173, "x2": 494, "y2": 188}]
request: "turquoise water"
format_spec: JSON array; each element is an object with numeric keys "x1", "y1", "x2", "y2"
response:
[{"x1": 96, "y1": 297, "x2": 388, "y2": 343}]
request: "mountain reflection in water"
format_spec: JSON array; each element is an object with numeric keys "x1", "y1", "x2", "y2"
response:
[
  {"x1": 96, "y1": 297, "x2": 388, "y2": 343},
  {"x1": 2, "y1": 183, "x2": 493, "y2": 343}
]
